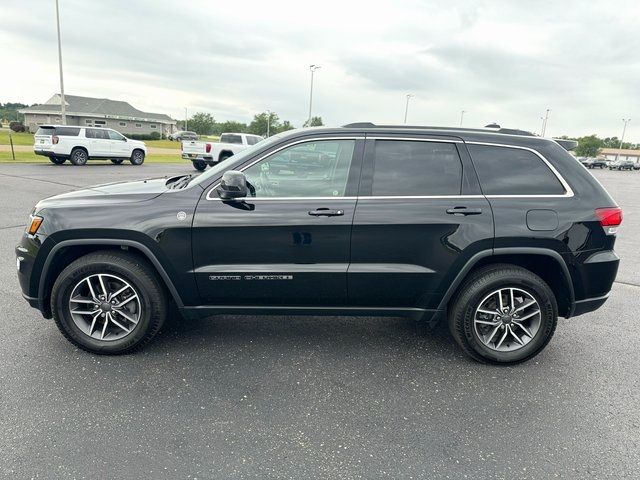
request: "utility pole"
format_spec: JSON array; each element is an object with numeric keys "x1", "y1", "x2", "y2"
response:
[
  {"x1": 404, "y1": 94, "x2": 414, "y2": 124},
  {"x1": 307, "y1": 64, "x2": 321, "y2": 126},
  {"x1": 459, "y1": 110, "x2": 467, "y2": 127},
  {"x1": 541, "y1": 108, "x2": 551, "y2": 136},
  {"x1": 55, "y1": 0, "x2": 66, "y2": 125},
  {"x1": 185, "y1": 107, "x2": 187, "y2": 131},
  {"x1": 615, "y1": 118, "x2": 631, "y2": 162}
]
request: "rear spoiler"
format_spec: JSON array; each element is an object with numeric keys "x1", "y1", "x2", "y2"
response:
[{"x1": 554, "y1": 138, "x2": 578, "y2": 151}]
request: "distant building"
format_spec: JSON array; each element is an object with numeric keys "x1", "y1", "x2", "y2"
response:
[
  {"x1": 19, "y1": 94, "x2": 176, "y2": 136},
  {"x1": 600, "y1": 148, "x2": 640, "y2": 164}
]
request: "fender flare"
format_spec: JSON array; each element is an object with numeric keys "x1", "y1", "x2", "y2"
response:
[
  {"x1": 436, "y1": 247, "x2": 575, "y2": 316},
  {"x1": 38, "y1": 239, "x2": 184, "y2": 313}
]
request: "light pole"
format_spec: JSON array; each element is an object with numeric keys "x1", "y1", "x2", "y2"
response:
[
  {"x1": 55, "y1": 0, "x2": 66, "y2": 125},
  {"x1": 184, "y1": 108, "x2": 188, "y2": 131},
  {"x1": 266, "y1": 110, "x2": 271, "y2": 137},
  {"x1": 460, "y1": 110, "x2": 467, "y2": 126},
  {"x1": 541, "y1": 108, "x2": 551, "y2": 136},
  {"x1": 404, "y1": 94, "x2": 414, "y2": 124},
  {"x1": 615, "y1": 118, "x2": 631, "y2": 162},
  {"x1": 307, "y1": 64, "x2": 321, "y2": 126}
]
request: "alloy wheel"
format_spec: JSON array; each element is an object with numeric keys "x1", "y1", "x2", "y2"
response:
[
  {"x1": 473, "y1": 287, "x2": 542, "y2": 352},
  {"x1": 68, "y1": 273, "x2": 142, "y2": 341}
]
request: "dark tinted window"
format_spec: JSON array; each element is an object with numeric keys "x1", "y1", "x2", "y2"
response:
[
  {"x1": 55, "y1": 127, "x2": 80, "y2": 136},
  {"x1": 220, "y1": 134, "x2": 243, "y2": 144},
  {"x1": 246, "y1": 135, "x2": 262, "y2": 145},
  {"x1": 35, "y1": 127, "x2": 55, "y2": 136},
  {"x1": 371, "y1": 140, "x2": 462, "y2": 196},
  {"x1": 468, "y1": 145, "x2": 565, "y2": 195},
  {"x1": 86, "y1": 128, "x2": 109, "y2": 139}
]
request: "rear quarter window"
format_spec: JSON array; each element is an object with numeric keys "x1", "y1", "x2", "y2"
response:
[
  {"x1": 467, "y1": 144, "x2": 565, "y2": 195},
  {"x1": 55, "y1": 127, "x2": 80, "y2": 137}
]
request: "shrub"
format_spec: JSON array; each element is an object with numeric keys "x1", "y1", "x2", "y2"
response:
[
  {"x1": 126, "y1": 132, "x2": 161, "y2": 141},
  {"x1": 9, "y1": 121, "x2": 26, "y2": 132}
]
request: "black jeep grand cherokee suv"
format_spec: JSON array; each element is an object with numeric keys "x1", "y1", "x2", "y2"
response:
[{"x1": 17, "y1": 124, "x2": 621, "y2": 364}]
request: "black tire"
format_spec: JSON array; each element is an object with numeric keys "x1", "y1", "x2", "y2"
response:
[
  {"x1": 111, "y1": 158, "x2": 125, "y2": 165},
  {"x1": 51, "y1": 251, "x2": 167, "y2": 355},
  {"x1": 130, "y1": 149, "x2": 145, "y2": 165},
  {"x1": 49, "y1": 156, "x2": 66, "y2": 165},
  {"x1": 70, "y1": 148, "x2": 88, "y2": 166},
  {"x1": 219, "y1": 152, "x2": 233, "y2": 162},
  {"x1": 193, "y1": 160, "x2": 207, "y2": 171},
  {"x1": 448, "y1": 264, "x2": 558, "y2": 365}
]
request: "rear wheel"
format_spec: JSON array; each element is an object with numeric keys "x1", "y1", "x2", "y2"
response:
[
  {"x1": 130, "y1": 149, "x2": 145, "y2": 165},
  {"x1": 111, "y1": 158, "x2": 124, "y2": 165},
  {"x1": 49, "y1": 157, "x2": 66, "y2": 165},
  {"x1": 193, "y1": 160, "x2": 207, "y2": 171},
  {"x1": 51, "y1": 251, "x2": 167, "y2": 355},
  {"x1": 219, "y1": 152, "x2": 233, "y2": 162},
  {"x1": 70, "y1": 148, "x2": 88, "y2": 166},
  {"x1": 448, "y1": 264, "x2": 558, "y2": 364}
]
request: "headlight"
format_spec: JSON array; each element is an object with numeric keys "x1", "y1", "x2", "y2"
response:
[{"x1": 27, "y1": 215, "x2": 43, "y2": 235}]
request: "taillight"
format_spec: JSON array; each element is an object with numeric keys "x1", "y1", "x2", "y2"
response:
[
  {"x1": 205, "y1": 143, "x2": 212, "y2": 153},
  {"x1": 596, "y1": 207, "x2": 623, "y2": 234},
  {"x1": 52, "y1": 135, "x2": 59, "y2": 144}
]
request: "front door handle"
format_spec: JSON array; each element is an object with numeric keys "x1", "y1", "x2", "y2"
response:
[
  {"x1": 308, "y1": 208, "x2": 345, "y2": 217},
  {"x1": 446, "y1": 206, "x2": 483, "y2": 216}
]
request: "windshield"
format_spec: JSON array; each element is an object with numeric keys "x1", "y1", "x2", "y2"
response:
[{"x1": 189, "y1": 132, "x2": 290, "y2": 187}]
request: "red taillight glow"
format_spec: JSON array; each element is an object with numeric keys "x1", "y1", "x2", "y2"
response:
[
  {"x1": 205, "y1": 143, "x2": 212, "y2": 153},
  {"x1": 596, "y1": 207, "x2": 623, "y2": 227},
  {"x1": 52, "y1": 135, "x2": 59, "y2": 144},
  {"x1": 596, "y1": 207, "x2": 622, "y2": 234}
]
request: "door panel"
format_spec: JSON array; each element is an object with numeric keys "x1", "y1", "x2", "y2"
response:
[
  {"x1": 193, "y1": 198, "x2": 356, "y2": 305},
  {"x1": 348, "y1": 136, "x2": 494, "y2": 309},
  {"x1": 192, "y1": 137, "x2": 364, "y2": 306}
]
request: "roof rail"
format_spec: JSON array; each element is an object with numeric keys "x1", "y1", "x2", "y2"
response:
[{"x1": 341, "y1": 122, "x2": 536, "y2": 137}]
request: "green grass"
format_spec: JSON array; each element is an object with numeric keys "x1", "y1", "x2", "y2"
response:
[
  {"x1": 0, "y1": 151, "x2": 183, "y2": 164},
  {"x1": 0, "y1": 129, "x2": 34, "y2": 146}
]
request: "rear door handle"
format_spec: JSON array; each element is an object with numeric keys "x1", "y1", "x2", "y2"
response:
[
  {"x1": 308, "y1": 208, "x2": 345, "y2": 217},
  {"x1": 446, "y1": 206, "x2": 483, "y2": 216}
]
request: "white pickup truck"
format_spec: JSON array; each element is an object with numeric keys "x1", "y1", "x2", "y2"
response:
[{"x1": 181, "y1": 133, "x2": 264, "y2": 171}]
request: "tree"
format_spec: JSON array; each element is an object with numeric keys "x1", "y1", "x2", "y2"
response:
[
  {"x1": 273, "y1": 120, "x2": 295, "y2": 134},
  {"x1": 213, "y1": 121, "x2": 247, "y2": 135},
  {"x1": 187, "y1": 112, "x2": 216, "y2": 135},
  {"x1": 248, "y1": 112, "x2": 280, "y2": 136},
  {"x1": 574, "y1": 135, "x2": 603, "y2": 157},
  {"x1": 303, "y1": 116, "x2": 324, "y2": 127}
]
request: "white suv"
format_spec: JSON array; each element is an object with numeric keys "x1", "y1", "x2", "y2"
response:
[{"x1": 33, "y1": 125, "x2": 147, "y2": 166}]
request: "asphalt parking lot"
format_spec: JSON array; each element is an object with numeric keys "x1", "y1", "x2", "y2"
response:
[{"x1": 1, "y1": 163, "x2": 639, "y2": 479}]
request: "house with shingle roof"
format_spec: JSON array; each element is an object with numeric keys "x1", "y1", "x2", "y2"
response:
[{"x1": 20, "y1": 94, "x2": 176, "y2": 136}]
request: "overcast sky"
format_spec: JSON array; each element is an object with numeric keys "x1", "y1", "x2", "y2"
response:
[{"x1": 1, "y1": 0, "x2": 639, "y2": 140}]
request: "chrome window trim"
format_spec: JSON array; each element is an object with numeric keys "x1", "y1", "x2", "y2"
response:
[
  {"x1": 465, "y1": 141, "x2": 574, "y2": 198},
  {"x1": 206, "y1": 136, "x2": 361, "y2": 201},
  {"x1": 205, "y1": 136, "x2": 574, "y2": 201}
]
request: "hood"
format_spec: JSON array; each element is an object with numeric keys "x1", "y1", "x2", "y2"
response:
[{"x1": 35, "y1": 176, "x2": 176, "y2": 209}]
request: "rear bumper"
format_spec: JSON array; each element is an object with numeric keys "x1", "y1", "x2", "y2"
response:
[
  {"x1": 182, "y1": 154, "x2": 217, "y2": 165},
  {"x1": 571, "y1": 292, "x2": 611, "y2": 317}
]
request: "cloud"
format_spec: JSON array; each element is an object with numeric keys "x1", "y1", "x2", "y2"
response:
[{"x1": 1, "y1": 0, "x2": 639, "y2": 139}]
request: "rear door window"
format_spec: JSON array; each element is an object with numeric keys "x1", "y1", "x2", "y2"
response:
[
  {"x1": 370, "y1": 140, "x2": 463, "y2": 196},
  {"x1": 467, "y1": 144, "x2": 565, "y2": 195}
]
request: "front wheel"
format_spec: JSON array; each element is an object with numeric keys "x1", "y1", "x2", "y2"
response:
[
  {"x1": 130, "y1": 149, "x2": 145, "y2": 165},
  {"x1": 193, "y1": 160, "x2": 207, "y2": 171},
  {"x1": 448, "y1": 265, "x2": 558, "y2": 364},
  {"x1": 51, "y1": 251, "x2": 167, "y2": 354}
]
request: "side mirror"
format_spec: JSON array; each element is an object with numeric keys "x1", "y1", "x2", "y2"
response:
[{"x1": 217, "y1": 170, "x2": 248, "y2": 200}]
